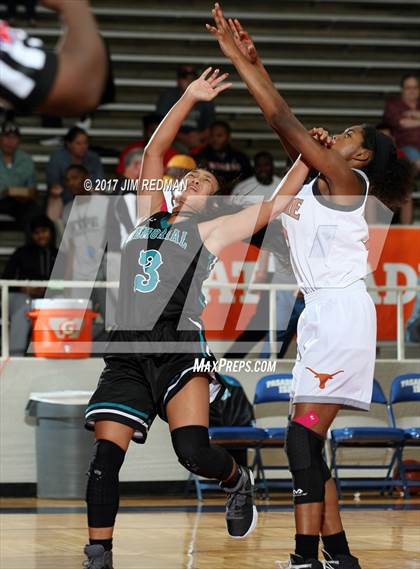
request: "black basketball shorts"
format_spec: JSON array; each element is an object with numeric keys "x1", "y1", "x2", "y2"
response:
[{"x1": 85, "y1": 319, "x2": 227, "y2": 443}]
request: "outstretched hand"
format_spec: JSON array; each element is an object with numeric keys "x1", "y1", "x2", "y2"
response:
[
  {"x1": 227, "y1": 18, "x2": 259, "y2": 64},
  {"x1": 186, "y1": 67, "x2": 232, "y2": 102},
  {"x1": 206, "y1": 2, "x2": 243, "y2": 61}
]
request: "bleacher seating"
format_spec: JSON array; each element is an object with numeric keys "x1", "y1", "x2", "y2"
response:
[{"x1": 4, "y1": 1, "x2": 419, "y2": 201}]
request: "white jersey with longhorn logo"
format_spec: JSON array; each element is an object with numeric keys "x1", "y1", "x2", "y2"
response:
[{"x1": 280, "y1": 168, "x2": 377, "y2": 411}]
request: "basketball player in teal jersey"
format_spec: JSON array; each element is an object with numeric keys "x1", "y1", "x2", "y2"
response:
[{"x1": 83, "y1": 67, "x2": 311, "y2": 568}]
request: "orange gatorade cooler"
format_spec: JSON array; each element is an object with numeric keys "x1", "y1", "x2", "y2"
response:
[{"x1": 27, "y1": 299, "x2": 98, "y2": 358}]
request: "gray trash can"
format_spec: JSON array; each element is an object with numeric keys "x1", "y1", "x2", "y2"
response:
[{"x1": 26, "y1": 391, "x2": 94, "y2": 498}]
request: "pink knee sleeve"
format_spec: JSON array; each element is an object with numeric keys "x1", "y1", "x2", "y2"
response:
[{"x1": 293, "y1": 411, "x2": 319, "y2": 429}]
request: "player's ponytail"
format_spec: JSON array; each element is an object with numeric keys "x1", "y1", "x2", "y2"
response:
[{"x1": 361, "y1": 125, "x2": 414, "y2": 210}]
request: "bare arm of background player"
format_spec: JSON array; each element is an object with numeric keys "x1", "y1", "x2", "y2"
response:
[{"x1": 37, "y1": 0, "x2": 107, "y2": 115}]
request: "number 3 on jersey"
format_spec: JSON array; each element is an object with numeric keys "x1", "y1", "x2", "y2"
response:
[{"x1": 134, "y1": 249, "x2": 163, "y2": 293}]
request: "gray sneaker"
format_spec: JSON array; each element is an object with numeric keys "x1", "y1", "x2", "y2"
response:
[
  {"x1": 83, "y1": 544, "x2": 113, "y2": 569},
  {"x1": 221, "y1": 466, "x2": 258, "y2": 539}
]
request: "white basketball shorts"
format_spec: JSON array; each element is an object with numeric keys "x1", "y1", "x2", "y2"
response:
[{"x1": 291, "y1": 280, "x2": 377, "y2": 411}]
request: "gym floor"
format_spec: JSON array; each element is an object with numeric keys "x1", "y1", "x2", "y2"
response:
[{"x1": 1, "y1": 495, "x2": 419, "y2": 568}]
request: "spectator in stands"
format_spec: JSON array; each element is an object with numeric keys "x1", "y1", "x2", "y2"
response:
[
  {"x1": 5, "y1": 1, "x2": 37, "y2": 25},
  {"x1": 47, "y1": 163, "x2": 87, "y2": 227},
  {"x1": 108, "y1": 150, "x2": 143, "y2": 251},
  {"x1": 118, "y1": 149, "x2": 144, "y2": 192},
  {"x1": 104, "y1": 150, "x2": 146, "y2": 325},
  {"x1": 224, "y1": 153, "x2": 288, "y2": 357},
  {"x1": 2, "y1": 214, "x2": 60, "y2": 355},
  {"x1": 232, "y1": 151, "x2": 281, "y2": 199},
  {"x1": 60, "y1": 164, "x2": 109, "y2": 321},
  {"x1": 383, "y1": 73, "x2": 420, "y2": 172},
  {"x1": 225, "y1": 153, "x2": 304, "y2": 358},
  {"x1": 165, "y1": 154, "x2": 197, "y2": 183},
  {"x1": 376, "y1": 122, "x2": 414, "y2": 224},
  {"x1": 163, "y1": 154, "x2": 197, "y2": 212},
  {"x1": 116, "y1": 113, "x2": 177, "y2": 175},
  {"x1": 61, "y1": 164, "x2": 91, "y2": 225},
  {"x1": 0, "y1": 121, "x2": 41, "y2": 233},
  {"x1": 46, "y1": 126, "x2": 104, "y2": 218},
  {"x1": 156, "y1": 65, "x2": 215, "y2": 150},
  {"x1": 194, "y1": 120, "x2": 252, "y2": 194}
]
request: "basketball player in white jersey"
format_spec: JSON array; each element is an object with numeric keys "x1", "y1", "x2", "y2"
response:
[{"x1": 208, "y1": 5, "x2": 413, "y2": 568}]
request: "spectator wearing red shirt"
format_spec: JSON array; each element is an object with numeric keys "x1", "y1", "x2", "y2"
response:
[
  {"x1": 376, "y1": 123, "x2": 413, "y2": 224},
  {"x1": 116, "y1": 113, "x2": 177, "y2": 175},
  {"x1": 383, "y1": 73, "x2": 420, "y2": 172}
]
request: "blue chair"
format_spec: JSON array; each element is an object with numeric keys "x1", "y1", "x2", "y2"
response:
[
  {"x1": 253, "y1": 373, "x2": 294, "y2": 490},
  {"x1": 389, "y1": 373, "x2": 420, "y2": 496},
  {"x1": 330, "y1": 379, "x2": 406, "y2": 497},
  {"x1": 189, "y1": 375, "x2": 269, "y2": 500}
]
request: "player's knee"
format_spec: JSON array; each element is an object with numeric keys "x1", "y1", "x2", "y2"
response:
[
  {"x1": 86, "y1": 439, "x2": 125, "y2": 527},
  {"x1": 171, "y1": 426, "x2": 210, "y2": 474},
  {"x1": 285, "y1": 421, "x2": 331, "y2": 504},
  {"x1": 171, "y1": 425, "x2": 233, "y2": 480}
]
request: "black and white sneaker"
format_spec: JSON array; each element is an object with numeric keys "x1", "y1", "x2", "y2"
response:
[
  {"x1": 83, "y1": 545, "x2": 114, "y2": 569},
  {"x1": 322, "y1": 550, "x2": 361, "y2": 568},
  {"x1": 221, "y1": 466, "x2": 258, "y2": 539},
  {"x1": 276, "y1": 554, "x2": 324, "y2": 568}
]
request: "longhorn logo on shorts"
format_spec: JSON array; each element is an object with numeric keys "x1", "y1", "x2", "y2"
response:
[{"x1": 306, "y1": 367, "x2": 344, "y2": 389}]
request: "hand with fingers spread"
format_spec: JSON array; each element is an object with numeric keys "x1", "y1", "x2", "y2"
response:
[
  {"x1": 227, "y1": 17, "x2": 260, "y2": 65},
  {"x1": 309, "y1": 127, "x2": 336, "y2": 149},
  {"x1": 186, "y1": 66, "x2": 232, "y2": 103},
  {"x1": 206, "y1": 3, "x2": 242, "y2": 60}
]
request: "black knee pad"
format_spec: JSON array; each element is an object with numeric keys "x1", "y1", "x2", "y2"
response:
[
  {"x1": 285, "y1": 421, "x2": 331, "y2": 504},
  {"x1": 171, "y1": 425, "x2": 233, "y2": 481},
  {"x1": 86, "y1": 439, "x2": 125, "y2": 527}
]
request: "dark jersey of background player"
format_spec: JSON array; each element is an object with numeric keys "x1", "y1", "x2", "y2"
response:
[
  {"x1": 0, "y1": 21, "x2": 58, "y2": 112},
  {"x1": 0, "y1": 1, "x2": 106, "y2": 116},
  {"x1": 117, "y1": 211, "x2": 217, "y2": 331}
]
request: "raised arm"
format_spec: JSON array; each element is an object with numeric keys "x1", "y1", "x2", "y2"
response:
[
  {"x1": 223, "y1": 18, "x2": 299, "y2": 162},
  {"x1": 207, "y1": 3, "x2": 361, "y2": 197},
  {"x1": 203, "y1": 157, "x2": 310, "y2": 256},
  {"x1": 38, "y1": 0, "x2": 107, "y2": 115},
  {"x1": 138, "y1": 67, "x2": 231, "y2": 219}
]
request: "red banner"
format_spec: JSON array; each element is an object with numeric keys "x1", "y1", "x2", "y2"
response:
[{"x1": 202, "y1": 227, "x2": 420, "y2": 342}]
